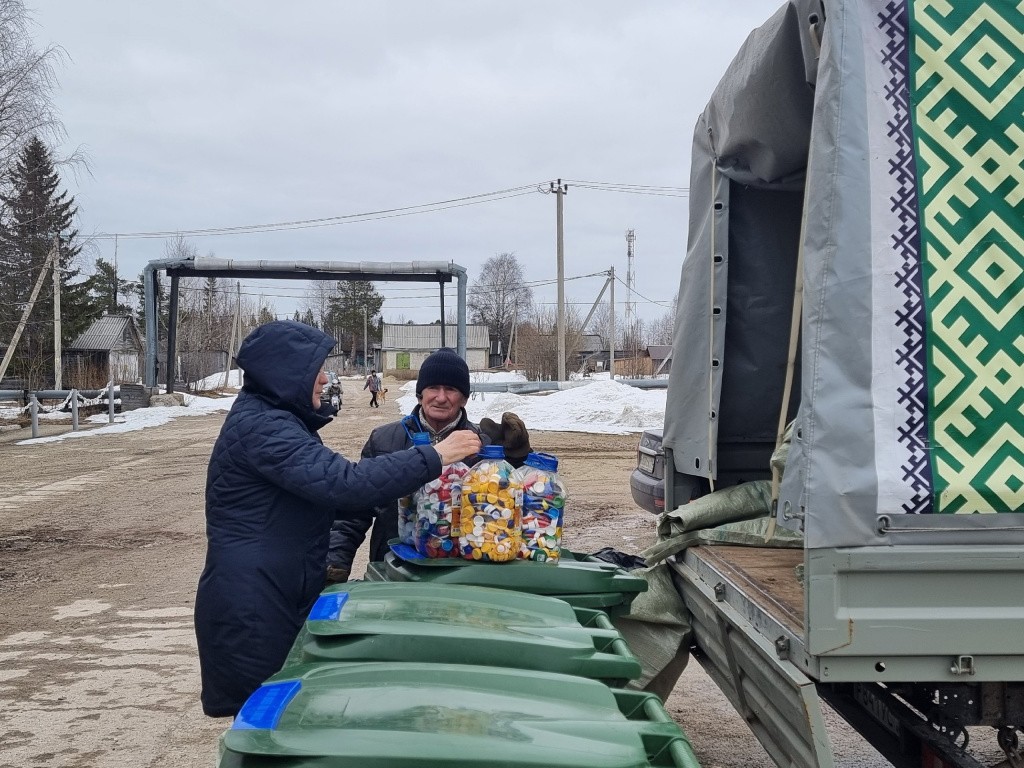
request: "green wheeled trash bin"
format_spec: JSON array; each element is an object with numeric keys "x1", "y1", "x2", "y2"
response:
[
  {"x1": 282, "y1": 581, "x2": 640, "y2": 686},
  {"x1": 377, "y1": 544, "x2": 648, "y2": 617},
  {"x1": 221, "y1": 662, "x2": 701, "y2": 768}
]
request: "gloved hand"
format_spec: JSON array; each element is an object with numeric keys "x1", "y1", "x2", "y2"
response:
[{"x1": 478, "y1": 411, "x2": 532, "y2": 468}]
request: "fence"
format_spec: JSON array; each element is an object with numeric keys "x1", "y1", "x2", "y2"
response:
[{"x1": 0, "y1": 384, "x2": 120, "y2": 439}]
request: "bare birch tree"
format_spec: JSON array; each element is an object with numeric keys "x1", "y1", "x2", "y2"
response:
[
  {"x1": 516, "y1": 305, "x2": 584, "y2": 381},
  {"x1": 0, "y1": 1, "x2": 66, "y2": 173},
  {"x1": 468, "y1": 252, "x2": 533, "y2": 358}
]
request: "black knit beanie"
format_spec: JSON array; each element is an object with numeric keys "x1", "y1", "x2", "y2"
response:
[{"x1": 417, "y1": 347, "x2": 471, "y2": 398}]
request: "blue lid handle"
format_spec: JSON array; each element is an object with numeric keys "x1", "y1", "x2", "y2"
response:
[
  {"x1": 233, "y1": 680, "x2": 302, "y2": 730},
  {"x1": 308, "y1": 592, "x2": 350, "y2": 621}
]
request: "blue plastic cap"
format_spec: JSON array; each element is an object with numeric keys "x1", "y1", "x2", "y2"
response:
[
  {"x1": 411, "y1": 432, "x2": 432, "y2": 445},
  {"x1": 478, "y1": 444, "x2": 505, "y2": 459},
  {"x1": 524, "y1": 452, "x2": 558, "y2": 472}
]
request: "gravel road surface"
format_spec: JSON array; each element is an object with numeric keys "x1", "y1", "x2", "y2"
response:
[{"x1": 0, "y1": 379, "x2": 898, "y2": 767}]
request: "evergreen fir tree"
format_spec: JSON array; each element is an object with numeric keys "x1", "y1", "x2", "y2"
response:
[
  {"x1": 0, "y1": 136, "x2": 90, "y2": 386},
  {"x1": 326, "y1": 280, "x2": 384, "y2": 362},
  {"x1": 85, "y1": 258, "x2": 133, "y2": 315}
]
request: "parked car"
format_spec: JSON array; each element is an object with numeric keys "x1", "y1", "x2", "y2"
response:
[
  {"x1": 321, "y1": 372, "x2": 343, "y2": 410},
  {"x1": 629, "y1": 428, "x2": 665, "y2": 514}
]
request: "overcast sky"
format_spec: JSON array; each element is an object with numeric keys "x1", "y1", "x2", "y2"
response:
[{"x1": 30, "y1": 1, "x2": 781, "y2": 327}]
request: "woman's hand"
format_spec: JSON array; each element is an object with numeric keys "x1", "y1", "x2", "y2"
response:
[{"x1": 433, "y1": 430, "x2": 482, "y2": 465}]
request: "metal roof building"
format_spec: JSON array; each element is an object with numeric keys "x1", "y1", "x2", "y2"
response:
[
  {"x1": 65, "y1": 314, "x2": 144, "y2": 385},
  {"x1": 67, "y1": 315, "x2": 144, "y2": 352},
  {"x1": 381, "y1": 323, "x2": 490, "y2": 372}
]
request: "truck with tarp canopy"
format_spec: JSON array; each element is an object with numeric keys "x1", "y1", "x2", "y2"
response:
[{"x1": 659, "y1": 0, "x2": 1024, "y2": 766}]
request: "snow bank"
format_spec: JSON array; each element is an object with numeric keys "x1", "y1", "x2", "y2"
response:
[{"x1": 398, "y1": 378, "x2": 665, "y2": 435}]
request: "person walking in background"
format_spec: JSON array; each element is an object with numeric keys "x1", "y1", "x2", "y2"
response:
[
  {"x1": 363, "y1": 368, "x2": 381, "y2": 407},
  {"x1": 194, "y1": 324, "x2": 480, "y2": 718}
]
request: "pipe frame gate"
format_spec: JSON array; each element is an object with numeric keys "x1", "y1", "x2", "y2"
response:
[{"x1": 142, "y1": 258, "x2": 469, "y2": 393}]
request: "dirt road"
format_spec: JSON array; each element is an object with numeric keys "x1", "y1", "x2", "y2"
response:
[{"x1": 0, "y1": 379, "x2": 887, "y2": 768}]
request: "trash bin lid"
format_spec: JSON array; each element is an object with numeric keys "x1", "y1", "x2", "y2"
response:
[
  {"x1": 223, "y1": 663, "x2": 697, "y2": 768},
  {"x1": 289, "y1": 582, "x2": 639, "y2": 684},
  {"x1": 383, "y1": 550, "x2": 648, "y2": 596}
]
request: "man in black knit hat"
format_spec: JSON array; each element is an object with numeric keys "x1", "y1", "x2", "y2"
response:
[{"x1": 326, "y1": 348, "x2": 488, "y2": 581}]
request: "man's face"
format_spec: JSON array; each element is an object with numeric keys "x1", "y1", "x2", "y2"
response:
[
  {"x1": 313, "y1": 369, "x2": 328, "y2": 408},
  {"x1": 419, "y1": 385, "x2": 468, "y2": 429}
]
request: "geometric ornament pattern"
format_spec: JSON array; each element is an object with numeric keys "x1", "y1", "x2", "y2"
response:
[
  {"x1": 879, "y1": 1, "x2": 934, "y2": 514},
  {"x1": 909, "y1": 0, "x2": 1024, "y2": 512}
]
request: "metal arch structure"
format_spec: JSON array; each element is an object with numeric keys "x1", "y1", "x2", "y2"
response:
[{"x1": 142, "y1": 257, "x2": 469, "y2": 392}]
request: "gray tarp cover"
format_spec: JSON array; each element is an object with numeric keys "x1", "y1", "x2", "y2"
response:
[{"x1": 664, "y1": 0, "x2": 1024, "y2": 548}]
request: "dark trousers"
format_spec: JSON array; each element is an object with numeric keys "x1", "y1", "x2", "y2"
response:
[
  {"x1": 328, "y1": 511, "x2": 395, "y2": 572},
  {"x1": 369, "y1": 392, "x2": 378, "y2": 407}
]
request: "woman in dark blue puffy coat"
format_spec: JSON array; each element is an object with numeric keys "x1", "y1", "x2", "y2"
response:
[{"x1": 194, "y1": 321, "x2": 479, "y2": 717}]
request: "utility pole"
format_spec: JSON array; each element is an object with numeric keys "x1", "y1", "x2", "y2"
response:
[
  {"x1": 609, "y1": 266, "x2": 616, "y2": 379},
  {"x1": 52, "y1": 237, "x2": 62, "y2": 389},
  {"x1": 625, "y1": 229, "x2": 636, "y2": 368},
  {"x1": 235, "y1": 281, "x2": 241, "y2": 354},
  {"x1": 551, "y1": 179, "x2": 568, "y2": 381},
  {"x1": 221, "y1": 282, "x2": 240, "y2": 388},
  {"x1": 112, "y1": 234, "x2": 119, "y2": 310},
  {"x1": 0, "y1": 242, "x2": 58, "y2": 384},
  {"x1": 363, "y1": 306, "x2": 368, "y2": 373}
]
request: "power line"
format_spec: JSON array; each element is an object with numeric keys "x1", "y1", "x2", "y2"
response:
[
  {"x1": 612, "y1": 274, "x2": 672, "y2": 308},
  {"x1": 564, "y1": 179, "x2": 689, "y2": 198},
  {"x1": 85, "y1": 180, "x2": 688, "y2": 242},
  {"x1": 92, "y1": 185, "x2": 544, "y2": 240}
]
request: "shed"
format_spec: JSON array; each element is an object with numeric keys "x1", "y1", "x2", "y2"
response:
[
  {"x1": 575, "y1": 334, "x2": 607, "y2": 371},
  {"x1": 613, "y1": 348, "x2": 654, "y2": 378},
  {"x1": 382, "y1": 323, "x2": 490, "y2": 372},
  {"x1": 65, "y1": 314, "x2": 145, "y2": 386},
  {"x1": 647, "y1": 345, "x2": 673, "y2": 375}
]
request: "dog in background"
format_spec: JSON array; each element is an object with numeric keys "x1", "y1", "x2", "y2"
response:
[{"x1": 378, "y1": 388, "x2": 389, "y2": 405}]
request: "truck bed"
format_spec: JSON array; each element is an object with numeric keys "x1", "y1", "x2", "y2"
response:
[
  {"x1": 672, "y1": 543, "x2": 1024, "y2": 768},
  {"x1": 686, "y1": 545, "x2": 804, "y2": 634}
]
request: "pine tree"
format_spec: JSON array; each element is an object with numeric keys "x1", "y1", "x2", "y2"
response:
[
  {"x1": 0, "y1": 136, "x2": 90, "y2": 386},
  {"x1": 85, "y1": 258, "x2": 133, "y2": 315},
  {"x1": 326, "y1": 280, "x2": 384, "y2": 362}
]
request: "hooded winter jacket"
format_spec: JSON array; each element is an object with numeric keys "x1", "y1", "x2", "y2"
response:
[{"x1": 194, "y1": 321, "x2": 442, "y2": 717}]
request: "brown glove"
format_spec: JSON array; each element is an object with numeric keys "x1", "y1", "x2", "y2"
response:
[{"x1": 478, "y1": 411, "x2": 532, "y2": 468}]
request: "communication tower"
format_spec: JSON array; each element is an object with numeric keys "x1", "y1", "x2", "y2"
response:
[{"x1": 625, "y1": 229, "x2": 637, "y2": 344}]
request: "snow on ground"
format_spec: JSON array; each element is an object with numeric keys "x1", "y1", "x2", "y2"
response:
[
  {"x1": 471, "y1": 370, "x2": 528, "y2": 384},
  {"x1": 398, "y1": 377, "x2": 666, "y2": 435},
  {"x1": 15, "y1": 393, "x2": 236, "y2": 445},
  {"x1": 9, "y1": 369, "x2": 663, "y2": 444},
  {"x1": 192, "y1": 369, "x2": 243, "y2": 389}
]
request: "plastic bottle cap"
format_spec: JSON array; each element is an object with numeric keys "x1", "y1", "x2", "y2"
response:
[
  {"x1": 524, "y1": 452, "x2": 558, "y2": 472},
  {"x1": 411, "y1": 432, "x2": 432, "y2": 445},
  {"x1": 478, "y1": 444, "x2": 505, "y2": 459}
]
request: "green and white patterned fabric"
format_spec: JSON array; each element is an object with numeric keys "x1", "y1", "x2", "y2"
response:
[
  {"x1": 912, "y1": 1, "x2": 1024, "y2": 514},
  {"x1": 781, "y1": 0, "x2": 1024, "y2": 546}
]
